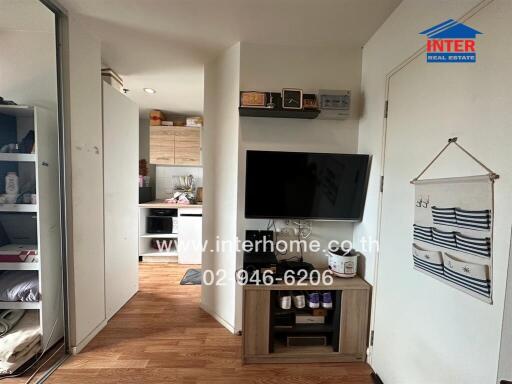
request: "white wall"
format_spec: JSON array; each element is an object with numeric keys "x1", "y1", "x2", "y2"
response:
[
  {"x1": 357, "y1": 1, "x2": 512, "y2": 383},
  {"x1": 236, "y1": 44, "x2": 362, "y2": 330},
  {"x1": 238, "y1": 43, "x2": 362, "y2": 271},
  {"x1": 201, "y1": 43, "x2": 241, "y2": 332},
  {"x1": 63, "y1": 15, "x2": 107, "y2": 352}
]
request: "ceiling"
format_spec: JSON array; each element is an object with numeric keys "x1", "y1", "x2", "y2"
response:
[{"x1": 58, "y1": 0, "x2": 402, "y2": 118}]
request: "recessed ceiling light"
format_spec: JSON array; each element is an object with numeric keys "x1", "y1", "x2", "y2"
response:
[{"x1": 143, "y1": 88, "x2": 156, "y2": 94}]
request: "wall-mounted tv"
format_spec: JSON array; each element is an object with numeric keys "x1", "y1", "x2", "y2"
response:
[{"x1": 245, "y1": 150, "x2": 371, "y2": 221}]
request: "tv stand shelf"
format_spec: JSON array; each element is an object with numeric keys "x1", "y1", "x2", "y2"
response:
[{"x1": 242, "y1": 276, "x2": 370, "y2": 364}]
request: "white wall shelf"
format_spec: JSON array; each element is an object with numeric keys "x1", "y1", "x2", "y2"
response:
[
  {"x1": 0, "y1": 262, "x2": 39, "y2": 270},
  {"x1": 0, "y1": 153, "x2": 36, "y2": 162},
  {"x1": 0, "y1": 301, "x2": 41, "y2": 310},
  {"x1": 0, "y1": 204, "x2": 38, "y2": 212}
]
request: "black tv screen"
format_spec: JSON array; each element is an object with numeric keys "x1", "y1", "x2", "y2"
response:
[{"x1": 245, "y1": 151, "x2": 371, "y2": 221}]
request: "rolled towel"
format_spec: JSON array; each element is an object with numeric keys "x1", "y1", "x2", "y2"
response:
[
  {"x1": 0, "y1": 309, "x2": 26, "y2": 337},
  {"x1": 0, "y1": 311, "x2": 40, "y2": 363}
]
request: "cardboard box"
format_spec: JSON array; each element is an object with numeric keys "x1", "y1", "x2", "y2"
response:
[
  {"x1": 295, "y1": 314, "x2": 325, "y2": 324},
  {"x1": 150, "y1": 110, "x2": 165, "y2": 126}
]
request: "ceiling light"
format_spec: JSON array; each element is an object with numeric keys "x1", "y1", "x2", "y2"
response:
[{"x1": 143, "y1": 88, "x2": 156, "y2": 94}]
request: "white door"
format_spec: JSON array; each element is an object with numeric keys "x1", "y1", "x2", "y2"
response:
[
  {"x1": 371, "y1": 10, "x2": 512, "y2": 384},
  {"x1": 178, "y1": 208, "x2": 202, "y2": 264},
  {"x1": 103, "y1": 82, "x2": 139, "y2": 319}
]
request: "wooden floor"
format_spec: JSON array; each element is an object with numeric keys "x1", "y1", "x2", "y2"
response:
[{"x1": 45, "y1": 264, "x2": 373, "y2": 384}]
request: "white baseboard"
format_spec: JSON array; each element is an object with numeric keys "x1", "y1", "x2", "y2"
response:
[
  {"x1": 199, "y1": 302, "x2": 236, "y2": 334},
  {"x1": 69, "y1": 319, "x2": 107, "y2": 355}
]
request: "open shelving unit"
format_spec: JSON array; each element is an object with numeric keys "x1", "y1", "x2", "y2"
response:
[
  {"x1": 242, "y1": 277, "x2": 370, "y2": 363},
  {"x1": 138, "y1": 206, "x2": 179, "y2": 263},
  {"x1": 269, "y1": 290, "x2": 341, "y2": 355},
  {"x1": 239, "y1": 92, "x2": 321, "y2": 120},
  {"x1": 0, "y1": 105, "x2": 64, "y2": 351}
]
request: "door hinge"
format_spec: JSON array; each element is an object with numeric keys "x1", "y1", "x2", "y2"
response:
[
  {"x1": 380, "y1": 176, "x2": 384, "y2": 193},
  {"x1": 384, "y1": 100, "x2": 389, "y2": 118},
  {"x1": 370, "y1": 330, "x2": 375, "y2": 346}
]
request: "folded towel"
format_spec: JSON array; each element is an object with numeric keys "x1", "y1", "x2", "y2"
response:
[
  {"x1": 0, "y1": 309, "x2": 25, "y2": 336},
  {"x1": 0, "y1": 311, "x2": 40, "y2": 363},
  {"x1": 0, "y1": 343, "x2": 40, "y2": 375}
]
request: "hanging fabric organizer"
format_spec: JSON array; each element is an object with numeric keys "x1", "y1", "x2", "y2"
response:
[{"x1": 410, "y1": 138, "x2": 499, "y2": 304}]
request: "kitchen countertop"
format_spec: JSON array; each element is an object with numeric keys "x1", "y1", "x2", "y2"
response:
[{"x1": 139, "y1": 200, "x2": 202, "y2": 209}]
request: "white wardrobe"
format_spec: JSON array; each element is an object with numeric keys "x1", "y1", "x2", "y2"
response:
[{"x1": 102, "y1": 82, "x2": 139, "y2": 319}]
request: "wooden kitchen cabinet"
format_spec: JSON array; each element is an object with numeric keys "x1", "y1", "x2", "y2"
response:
[
  {"x1": 149, "y1": 126, "x2": 174, "y2": 165},
  {"x1": 149, "y1": 126, "x2": 201, "y2": 166},
  {"x1": 175, "y1": 127, "x2": 201, "y2": 165}
]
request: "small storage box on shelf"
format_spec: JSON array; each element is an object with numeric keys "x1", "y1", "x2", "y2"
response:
[{"x1": 242, "y1": 276, "x2": 370, "y2": 363}]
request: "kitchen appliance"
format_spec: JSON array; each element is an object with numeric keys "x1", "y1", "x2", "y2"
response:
[
  {"x1": 245, "y1": 151, "x2": 371, "y2": 221},
  {"x1": 147, "y1": 208, "x2": 178, "y2": 234},
  {"x1": 177, "y1": 208, "x2": 202, "y2": 264},
  {"x1": 328, "y1": 247, "x2": 359, "y2": 278}
]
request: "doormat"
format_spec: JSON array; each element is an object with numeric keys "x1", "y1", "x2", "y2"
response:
[{"x1": 180, "y1": 269, "x2": 201, "y2": 285}]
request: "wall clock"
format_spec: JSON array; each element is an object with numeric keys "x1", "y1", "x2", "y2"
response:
[{"x1": 282, "y1": 88, "x2": 303, "y2": 110}]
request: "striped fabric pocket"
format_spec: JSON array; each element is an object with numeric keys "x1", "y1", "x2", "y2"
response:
[
  {"x1": 432, "y1": 206, "x2": 457, "y2": 226},
  {"x1": 412, "y1": 243, "x2": 443, "y2": 277},
  {"x1": 413, "y1": 225, "x2": 433, "y2": 242},
  {"x1": 442, "y1": 253, "x2": 491, "y2": 297},
  {"x1": 455, "y1": 233, "x2": 491, "y2": 257},
  {"x1": 455, "y1": 208, "x2": 490, "y2": 230},
  {"x1": 432, "y1": 228, "x2": 457, "y2": 248}
]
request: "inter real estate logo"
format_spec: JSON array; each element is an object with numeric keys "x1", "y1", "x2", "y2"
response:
[{"x1": 420, "y1": 19, "x2": 482, "y2": 63}]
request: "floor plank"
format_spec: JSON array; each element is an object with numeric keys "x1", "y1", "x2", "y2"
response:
[{"x1": 44, "y1": 264, "x2": 373, "y2": 383}]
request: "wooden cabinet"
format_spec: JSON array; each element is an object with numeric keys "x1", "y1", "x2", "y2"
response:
[
  {"x1": 149, "y1": 126, "x2": 201, "y2": 166},
  {"x1": 242, "y1": 277, "x2": 370, "y2": 364},
  {"x1": 175, "y1": 127, "x2": 201, "y2": 165},
  {"x1": 243, "y1": 290, "x2": 271, "y2": 357},
  {"x1": 149, "y1": 126, "x2": 174, "y2": 165}
]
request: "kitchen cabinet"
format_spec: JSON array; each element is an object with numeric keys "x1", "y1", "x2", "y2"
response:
[
  {"x1": 138, "y1": 201, "x2": 202, "y2": 264},
  {"x1": 149, "y1": 126, "x2": 201, "y2": 166},
  {"x1": 149, "y1": 126, "x2": 174, "y2": 165}
]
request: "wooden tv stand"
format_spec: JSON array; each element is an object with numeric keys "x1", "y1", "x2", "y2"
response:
[{"x1": 242, "y1": 276, "x2": 371, "y2": 363}]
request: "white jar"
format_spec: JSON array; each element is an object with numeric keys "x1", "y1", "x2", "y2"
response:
[{"x1": 5, "y1": 172, "x2": 19, "y2": 195}]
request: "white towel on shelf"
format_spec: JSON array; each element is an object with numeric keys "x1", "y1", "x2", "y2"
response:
[
  {"x1": 0, "y1": 311, "x2": 41, "y2": 363},
  {"x1": 0, "y1": 343, "x2": 40, "y2": 375}
]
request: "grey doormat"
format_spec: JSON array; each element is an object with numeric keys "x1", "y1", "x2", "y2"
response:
[{"x1": 180, "y1": 269, "x2": 201, "y2": 285}]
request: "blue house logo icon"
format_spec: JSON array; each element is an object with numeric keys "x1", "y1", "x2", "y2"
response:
[{"x1": 420, "y1": 19, "x2": 482, "y2": 63}]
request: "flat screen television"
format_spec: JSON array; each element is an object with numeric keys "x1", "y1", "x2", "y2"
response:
[{"x1": 245, "y1": 150, "x2": 371, "y2": 221}]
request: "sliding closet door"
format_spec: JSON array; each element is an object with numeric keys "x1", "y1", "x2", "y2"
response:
[
  {"x1": 371, "y1": 7, "x2": 511, "y2": 384},
  {"x1": 102, "y1": 82, "x2": 139, "y2": 319}
]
